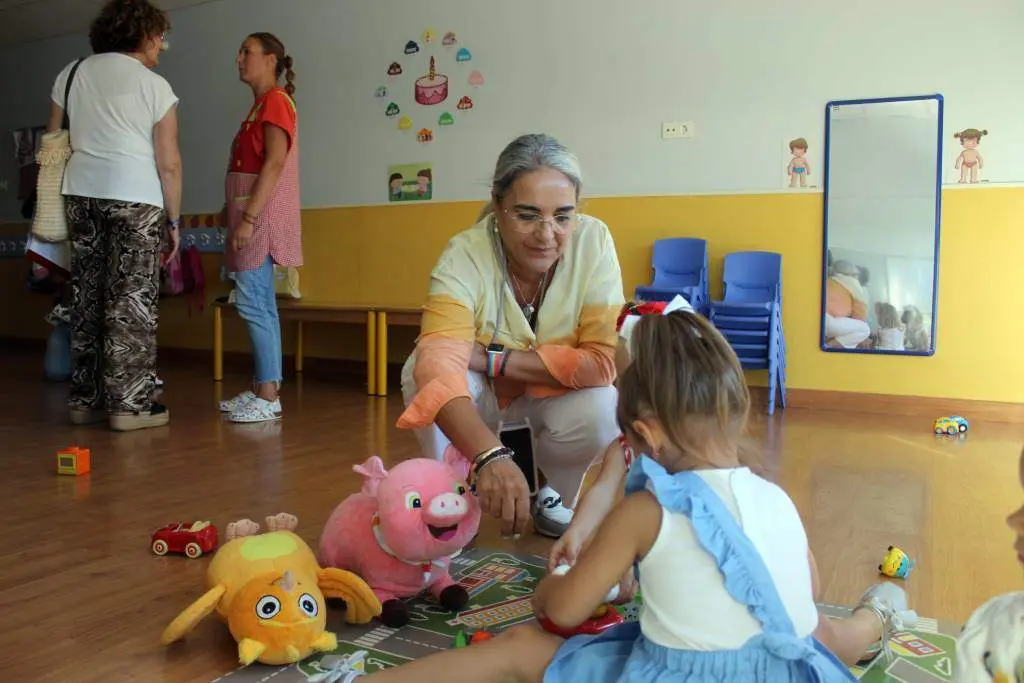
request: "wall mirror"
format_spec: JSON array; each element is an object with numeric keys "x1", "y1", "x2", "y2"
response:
[{"x1": 821, "y1": 95, "x2": 943, "y2": 355}]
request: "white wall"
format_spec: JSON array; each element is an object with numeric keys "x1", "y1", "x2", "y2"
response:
[{"x1": 2, "y1": 0, "x2": 1024, "y2": 220}]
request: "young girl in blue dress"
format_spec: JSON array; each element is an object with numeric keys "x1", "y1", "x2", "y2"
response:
[{"x1": 343, "y1": 310, "x2": 872, "y2": 683}]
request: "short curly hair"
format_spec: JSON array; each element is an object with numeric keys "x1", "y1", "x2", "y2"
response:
[{"x1": 89, "y1": 0, "x2": 171, "y2": 55}]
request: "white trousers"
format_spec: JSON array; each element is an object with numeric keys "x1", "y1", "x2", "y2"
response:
[
  {"x1": 400, "y1": 353, "x2": 619, "y2": 508},
  {"x1": 824, "y1": 314, "x2": 871, "y2": 349}
]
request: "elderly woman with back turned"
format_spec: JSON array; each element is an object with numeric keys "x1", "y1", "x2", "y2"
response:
[
  {"x1": 398, "y1": 133, "x2": 624, "y2": 539},
  {"x1": 47, "y1": 0, "x2": 182, "y2": 431}
]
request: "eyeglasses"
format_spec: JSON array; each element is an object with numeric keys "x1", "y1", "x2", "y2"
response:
[{"x1": 502, "y1": 208, "x2": 579, "y2": 235}]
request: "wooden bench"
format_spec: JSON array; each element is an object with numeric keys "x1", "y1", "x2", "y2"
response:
[{"x1": 212, "y1": 299, "x2": 422, "y2": 396}]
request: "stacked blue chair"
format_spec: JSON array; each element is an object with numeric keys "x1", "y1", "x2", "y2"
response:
[
  {"x1": 707, "y1": 251, "x2": 787, "y2": 415},
  {"x1": 634, "y1": 238, "x2": 709, "y2": 315}
]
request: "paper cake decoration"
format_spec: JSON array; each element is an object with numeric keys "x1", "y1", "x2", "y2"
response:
[
  {"x1": 388, "y1": 62, "x2": 402, "y2": 76},
  {"x1": 468, "y1": 70, "x2": 484, "y2": 87},
  {"x1": 456, "y1": 47, "x2": 472, "y2": 62},
  {"x1": 457, "y1": 96, "x2": 474, "y2": 111},
  {"x1": 422, "y1": 29, "x2": 435, "y2": 44},
  {"x1": 417, "y1": 128, "x2": 434, "y2": 143},
  {"x1": 438, "y1": 112, "x2": 454, "y2": 126},
  {"x1": 398, "y1": 116, "x2": 412, "y2": 130},
  {"x1": 443, "y1": 32, "x2": 457, "y2": 47},
  {"x1": 404, "y1": 40, "x2": 419, "y2": 55},
  {"x1": 415, "y1": 56, "x2": 448, "y2": 106},
  {"x1": 385, "y1": 102, "x2": 400, "y2": 118},
  {"x1": 374, "y1": 86, "x2": 388, "y2": 98}
]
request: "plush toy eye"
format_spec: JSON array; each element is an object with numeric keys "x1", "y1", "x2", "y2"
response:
[
  {"x1": 405, "y1": 491, "x2": 422, "y2": 509},
  {"x1": 298, "y1": 593, "x2": 318, "y2": 618},
  {"x1": 453, "y1": 482, "x2": 467, "y2": 495},
  {"x1": 255, "y1": 595, "x2": 282, "y2": 619}
]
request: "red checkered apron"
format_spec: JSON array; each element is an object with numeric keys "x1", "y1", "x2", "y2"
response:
[{"x1": 224, "y1": 130, "x2": 302, "y2": 273}]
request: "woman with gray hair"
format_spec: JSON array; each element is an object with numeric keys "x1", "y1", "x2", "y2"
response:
[{"x1": 398, "y1": 133, "x2": 624, "y2": 539}]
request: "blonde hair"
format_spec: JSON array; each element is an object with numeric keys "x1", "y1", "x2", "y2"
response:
[
  {"x1": 617, "y1": 311, "x2": 750, "y2": 470},
  {"x1": 875, "y1": 302, "x2": 901, "y2": 329}
]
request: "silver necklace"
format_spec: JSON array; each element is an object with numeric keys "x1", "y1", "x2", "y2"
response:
[{"x1": 510, "y1": 267, "x2": 547, "y2": 320}]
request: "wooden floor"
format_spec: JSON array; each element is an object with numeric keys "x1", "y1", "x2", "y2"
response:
[{"x1": 1, "y1": 346, "x2": 1021, "y2": 682}]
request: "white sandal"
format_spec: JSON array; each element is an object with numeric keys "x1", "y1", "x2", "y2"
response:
[{"x1": 228, "y1": 396, "x2": 282, "y2": 423}]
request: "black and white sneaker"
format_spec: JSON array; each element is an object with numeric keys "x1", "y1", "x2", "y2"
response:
[{"x1": 532, "y1": 486, "x2": 573, "y2": 538}]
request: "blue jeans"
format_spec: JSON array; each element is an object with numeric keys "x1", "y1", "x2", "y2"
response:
[{"x1": 233, "y1": 256, "x2": 281, "y2": 385}]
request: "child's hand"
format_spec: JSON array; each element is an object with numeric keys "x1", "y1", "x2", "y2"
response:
[
  {"x1": 548, "y1": 526, "x2": 585, "y2": 572},
  {"x1": 531, "y1": 573, "x2": 562, "y2": 619}
]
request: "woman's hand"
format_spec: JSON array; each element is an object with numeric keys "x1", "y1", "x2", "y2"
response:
[
  {"x1": 161, "y1": 224, "x2": 181, "y2": 268},
  {"x1": 468, "y1": 343, "x2": 487, "y2": 374},
  {"x1": 230, "y1": 218, "x2": 254, "y2": 252},
  {"x1": 474, "y1": 457, "x2": 531, "y2": 537}
]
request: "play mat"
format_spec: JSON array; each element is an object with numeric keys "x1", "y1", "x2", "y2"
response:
[{"x1": 212, "y1": 549, "x2": 961, "y2": 683}]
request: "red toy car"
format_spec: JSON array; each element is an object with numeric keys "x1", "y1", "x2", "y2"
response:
[
  {"x1": 538, "y1": 606, "x2": 625, "y2": 638},
  {"x1": 151, "y1": 521, "x2": 218, "y2": 559}
]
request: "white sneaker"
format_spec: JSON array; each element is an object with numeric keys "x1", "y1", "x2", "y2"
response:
[
  {"x1": 219, "y1": 390, "x2": 281, "y2": 414},
  {"x1": 228, "y1": 396, "x2": 282, "y2": 423},
  {"x1": 532, "y1": 486, "x2": 573, "y2": 538}
]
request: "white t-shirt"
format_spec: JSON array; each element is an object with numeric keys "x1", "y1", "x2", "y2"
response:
[
  {"x1": 638, "y1": 468, "x2": 819, "y2": 650},
  {"x1": 51, "y1": 53, "x2": 179, "y2": 207}
]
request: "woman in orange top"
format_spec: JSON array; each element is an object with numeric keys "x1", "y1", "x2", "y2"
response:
[{"x1": 219, "y1": 33, "x2": 302, "y2": 423}]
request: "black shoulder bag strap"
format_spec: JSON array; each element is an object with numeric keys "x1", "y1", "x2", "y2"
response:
[{"x1": 61, "y1": 58, "x2": 86, "y2": 132}]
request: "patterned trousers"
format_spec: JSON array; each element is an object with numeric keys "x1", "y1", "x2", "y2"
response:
[{"x1": 66, "y1": 196, "x2": 164, "y2": 414}]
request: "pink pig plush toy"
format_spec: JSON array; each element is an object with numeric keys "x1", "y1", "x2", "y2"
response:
[{"x1": 318, "y1": 448, "x2": 482, "y2": 628}]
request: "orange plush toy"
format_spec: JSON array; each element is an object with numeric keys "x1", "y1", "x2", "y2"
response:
[{"x1": 161, "y1": 513, "x2": 381, "y2": 666}]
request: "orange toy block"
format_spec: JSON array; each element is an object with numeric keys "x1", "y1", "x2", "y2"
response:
[{"x1": 56, "y1": 446, "x2": 91, "y2": 476}]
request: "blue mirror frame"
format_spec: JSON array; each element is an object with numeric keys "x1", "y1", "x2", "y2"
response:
[{"x1": 820, "y1": 94, "x2": 944, "y2": 356}]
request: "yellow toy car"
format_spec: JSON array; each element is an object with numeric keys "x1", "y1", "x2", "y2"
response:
[
  {"x1": 879, "y1": 545, "x2": 915, "y2": 579},
  {"x1": 933, "y1": 415, "x2": 968, "y2": 435}
]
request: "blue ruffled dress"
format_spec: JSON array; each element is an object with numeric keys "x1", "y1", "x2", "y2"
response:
[{"x1": 543, "y1": 456, "x2": 856, "y2": 682}]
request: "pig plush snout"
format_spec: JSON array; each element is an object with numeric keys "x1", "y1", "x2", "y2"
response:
[{"x1": 423, "y1": 492, "x2": 469, "y2": 542}]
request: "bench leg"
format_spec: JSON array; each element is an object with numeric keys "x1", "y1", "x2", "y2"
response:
[
  {"x1": 366, "y1": 311, "x2": 377, "y2": 396},
  {"x1": 295, "y1": 320, "x2": 304, "y2": 373},
  {"x1": 213, "y1": 306, "x2": 223, "y2": 382},
  {"x1": 376, "y1": 311, "x2": 388, "y2": 396}
]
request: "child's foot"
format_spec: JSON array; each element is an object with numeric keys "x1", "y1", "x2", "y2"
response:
[
  {"x1": 265, "y1": 512, "x2": 298, "y2": 532},
  {"x1": 308, "y1": 650, "x2": 367, "y2": 682},
  {"x1": 855, "y1": 582, "x2": 919, "y2": 661},
  {"x1": 226, "y1": 519, "x2": 261, "y2": 540}
]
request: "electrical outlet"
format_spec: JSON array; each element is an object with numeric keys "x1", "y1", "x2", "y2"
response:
[{"x1": 662, "y1": 121, "x2": 694, "y2": 140}]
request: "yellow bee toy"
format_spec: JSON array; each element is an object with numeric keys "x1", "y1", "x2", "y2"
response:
[{"x1": 879, "y1": 545, "x2": 915, "y2": 579}]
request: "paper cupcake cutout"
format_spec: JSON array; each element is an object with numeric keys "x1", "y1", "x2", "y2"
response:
[
  {"x1": 438, "y1": 112, "x2": 455, "y2": 126},
  {"x1": 415, "y1": 56, "x2": 448, "y2": 106},
  {"x1": 417, "y1": 128, "x2": 434, "y2": 143},
  {"x1": 398, "y1": 116, "x2": 412, "y2": 130},
  {"x1": 457, "y1": 95, "x2": 474, "y2": 110},
  {"x1": 387, "y1": 62, "x2": 402, "y2": 76},
  {"x1": 468, "y1": 70, "x2": 484, "y2": 87},
  {"x1": 374, "y1": 86, "x2": 388, "y2": 98},
  {"x1": 404, "y1": 40, "x2": 419, "y2": 55},
  {"x1": 385, "y1": 102, "x2": 400, "y2": 118},
  {"x1": 422, "y1": 28, "x2": 435, "y2": 44},
  {"x1": 443, "y1": 31, "x2": 457, "y2": 47},
  {"x1": 456, "y1": 47, "x2": 472, "y2": 62}
]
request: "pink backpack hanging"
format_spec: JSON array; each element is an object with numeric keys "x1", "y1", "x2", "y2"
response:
[{"x1": 180, "y1": 245, "x2": 205, "y2": 315}]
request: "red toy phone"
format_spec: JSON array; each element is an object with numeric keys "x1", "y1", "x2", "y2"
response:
[{"x1": 537, "y1": 606, "x2": 625, "y2": 638}]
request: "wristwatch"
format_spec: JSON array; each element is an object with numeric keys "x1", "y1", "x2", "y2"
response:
[{"x1": 485, "y1": 343, "x2": 506, "y2": 378}]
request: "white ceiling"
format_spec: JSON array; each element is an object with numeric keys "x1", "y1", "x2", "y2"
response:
[{"x1": 0, "y1": 0, "x2": 221, "y2": 48}]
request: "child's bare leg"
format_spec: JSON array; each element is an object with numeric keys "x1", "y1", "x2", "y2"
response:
[
  {"x1": 813, "y1": 608, "x2": 882, "y2": 666},
  {"x1": 362, "y1": 625, "x2": 560, "y2": 683}
]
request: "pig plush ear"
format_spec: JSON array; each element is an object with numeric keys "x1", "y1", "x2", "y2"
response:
[
  {"x1": 442, "y1": 445, "x2": 472, "y2": 481},
  {"x1": 353, "y1": 456, "x2": 389, "y2": 496}
]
